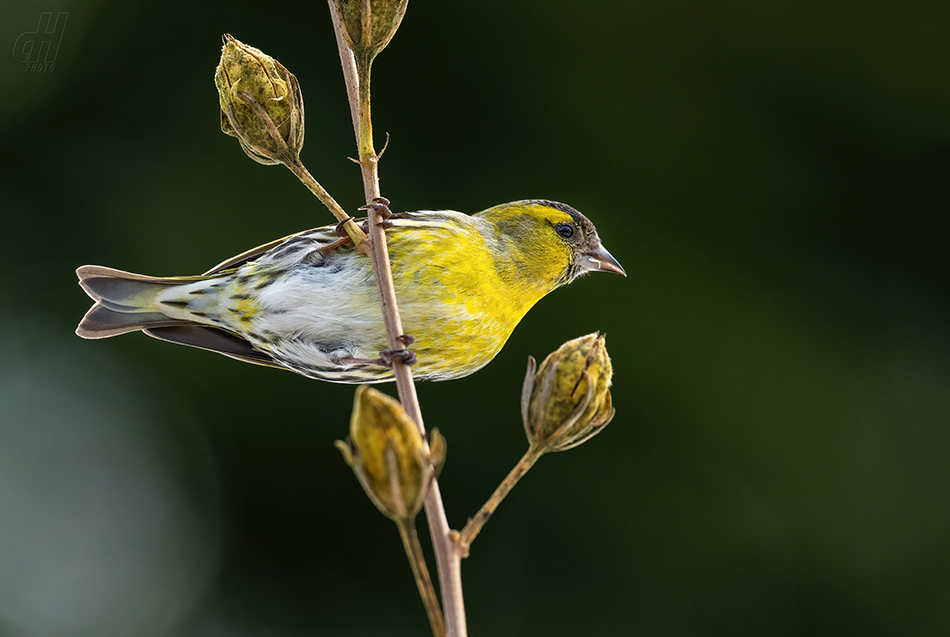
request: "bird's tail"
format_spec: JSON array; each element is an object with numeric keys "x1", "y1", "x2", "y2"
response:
[{"x1": 75, "y1": 265, "x2": 208, "y2": 339}]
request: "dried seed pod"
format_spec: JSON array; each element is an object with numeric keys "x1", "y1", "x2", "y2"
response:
[
  {"x1": 329, "y1": 0, "x2": 409, "y2": 59},
  {"x1": 336, "y1": 386, "x2": 445, "y2": 521},
  {"x1": 522, "y1": 333, "x2": 615, "y2": 453},
  {"x1": 214, "y1": 34, "x2": 304, "y2": 165}
]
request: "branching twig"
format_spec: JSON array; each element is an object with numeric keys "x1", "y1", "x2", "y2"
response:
[
  {"x1": 397, "y1": 519, "x2": 447, "y2": 637},
  {"x1": 457, "y1": 445, "x2": 544, "y2": 554}
]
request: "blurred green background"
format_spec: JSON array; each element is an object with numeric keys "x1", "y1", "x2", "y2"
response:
[{"x1": 2, "y1": 1, "x2": 949, "y2": 636}]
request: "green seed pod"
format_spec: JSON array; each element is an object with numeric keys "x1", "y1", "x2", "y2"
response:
[
  {"x1": 214, "y1": 34, "x2": 304, "y2": 165},
  {"x1": 336, "y1": 386, "x2": 445, "y2": 521},
  {"x1": 522, "y1": 333, "x2": 615, "y2": 453},
  {"x1": 330, "y1": 0, "x2": 409, "y2": 59}
]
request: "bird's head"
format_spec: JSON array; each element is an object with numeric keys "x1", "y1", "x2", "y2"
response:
[{"x1": 478, "y1": 199, "x2": 624, "y2": 290}]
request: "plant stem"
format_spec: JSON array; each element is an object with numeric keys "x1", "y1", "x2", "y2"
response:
[
  {"x1": 355, "y1": 51, "x2": 380, "y2": 202},
  {"x1": 457, "y1": 445, "x2": 545, "y2": 553},
  {"x1": 283, "y1": 158, "x2": 368, "y2": 249},
  {"x1": 367, "y1": 192, "x2": 467, "y2": 633},
  {"x1": 329, "y1": 7, "x2": 380, "y2": 205},
  {"x1": 397, "y1": 518, "x2": 447, "y2": 637},
  {"x1": 328, "y1": 4, "x2": 468, "y2": 636},
  {"x1": 331, "y1": 20, "x2": 361, "y2": 144},
  {"x1": 231, "y1": 87, "x2": 367, "y2": 248}
]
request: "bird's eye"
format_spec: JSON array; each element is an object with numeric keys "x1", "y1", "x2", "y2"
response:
[{"x1": 555, "y1": 223, "x2": 575, "y2": 239}]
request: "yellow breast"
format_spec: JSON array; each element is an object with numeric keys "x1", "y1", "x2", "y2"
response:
[{"x1": 386, "y1": 210, "x2": 570, "y2": 380}]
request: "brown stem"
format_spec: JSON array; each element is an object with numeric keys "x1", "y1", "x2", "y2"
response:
[
  {"x1": 397, "y1": 518, "x2": 447, "y2": 637},
  {"x1": 457, "y1": 445, "x2": 545, "y2": 553},
  {"x1": 329, "y1": 12, "x2": 360, "y2": 143},
  {"x1": 327, "y1": 3, "x2": 468, "y2": 636},
  {"x1": 329, "y1": 8, "x2": 380, "y2": 203}
]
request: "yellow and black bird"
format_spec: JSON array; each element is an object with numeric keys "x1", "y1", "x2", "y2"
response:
[{"x1": 76, "y1": 199, "x2": 624, "y2": 383}]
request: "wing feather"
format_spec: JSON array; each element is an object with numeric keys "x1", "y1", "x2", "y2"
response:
[{"x1": 143, "y1": 325, "x2": 280, "y2": 369}]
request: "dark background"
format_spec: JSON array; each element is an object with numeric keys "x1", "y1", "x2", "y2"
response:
[{"x1": 2, "y1": 2, "x2": 949, "y2": 636}]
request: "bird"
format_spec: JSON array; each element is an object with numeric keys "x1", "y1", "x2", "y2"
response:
[{"x1": 76, "y1": 199, "x2": 624, "y2": 383}]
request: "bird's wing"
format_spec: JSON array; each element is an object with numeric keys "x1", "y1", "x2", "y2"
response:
[
  {"x1": 201, "y1": 221, "x2": 364, "y2": 275},
  {"x1": 201, "y1": 235, "x2": 295, "y2": 275},
  {"x1": 143, "y1": 325, "x2": 282, "y2": 369}
]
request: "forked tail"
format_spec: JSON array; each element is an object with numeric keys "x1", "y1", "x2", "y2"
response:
[{"x1": 76, "y1": 265, "x2": 199, "y2": 338}]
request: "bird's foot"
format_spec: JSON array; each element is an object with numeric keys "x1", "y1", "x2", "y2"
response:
[
  {"x1": 358, "y1": 196, "x2": 393, "y2": 226},
  {"x1": 379, "y1": 346, "x2": 417, "y2": 367},
  {"x1": 377, "y1": 335, "x2": 417, "y2": 367}
]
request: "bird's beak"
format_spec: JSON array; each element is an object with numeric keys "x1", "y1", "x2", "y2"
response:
[{"x1": 580, "y1": 244, "x2": 625, "y2": 276}]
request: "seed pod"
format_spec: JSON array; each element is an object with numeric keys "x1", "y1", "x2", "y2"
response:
[
  {"x1": 330, "y1": 0, "x2": 409, "y2": 59},
  {"x1": 522, "y1": 333, "x2": 615, "y2": 453},
  {"x1": 336, "y1": 386, "x2": 445, "y2": 521},
  {"x1": 214, "y1": 34, "x2": 304, "y2": 165}
]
